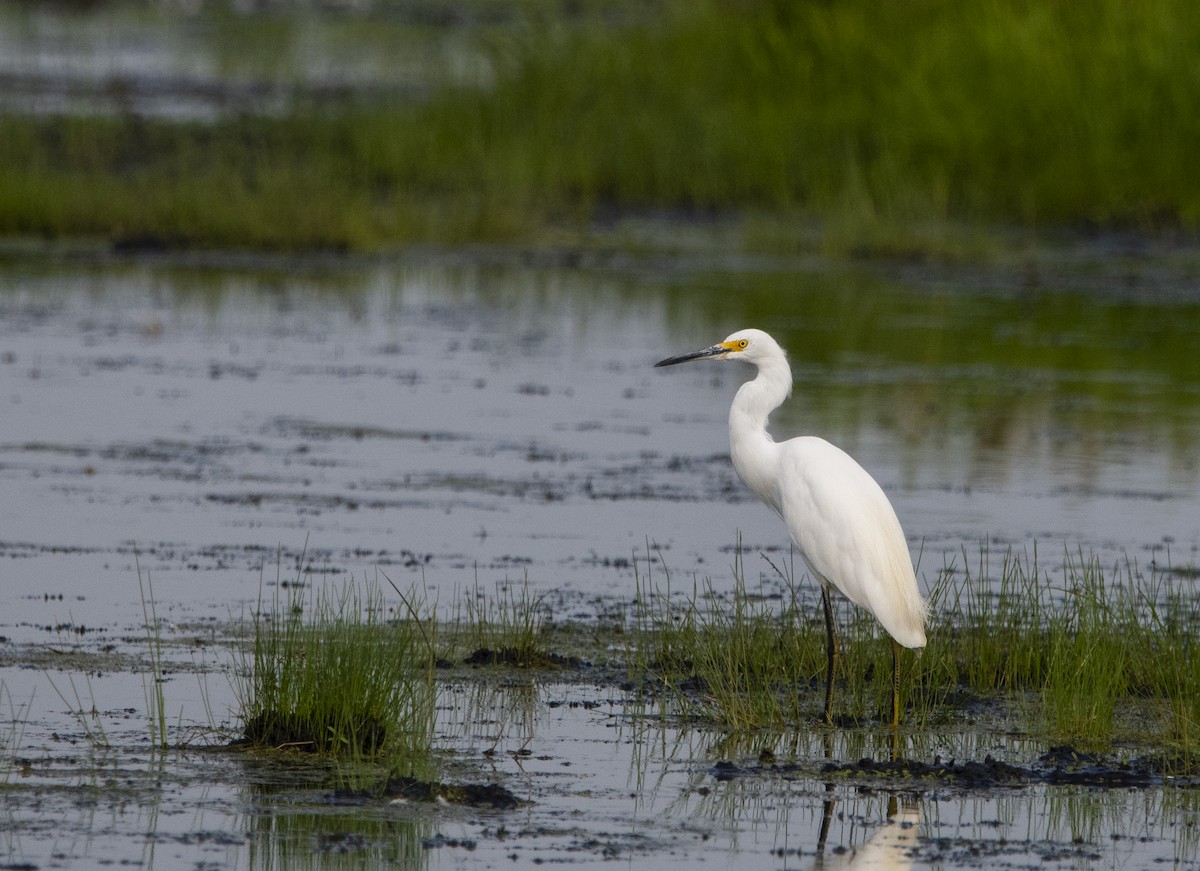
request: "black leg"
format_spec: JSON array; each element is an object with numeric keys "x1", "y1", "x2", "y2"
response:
[
  {"x1": 822, "y1": 585, "x2": 839, "y2": 725},
  {"x1": 890, "y1": 638, "x2": 902, "y2": 729}
]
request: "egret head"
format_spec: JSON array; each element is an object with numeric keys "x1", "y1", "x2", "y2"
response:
[{"x1": 654, "y1": 328, "x2": 783, "y2": 368}]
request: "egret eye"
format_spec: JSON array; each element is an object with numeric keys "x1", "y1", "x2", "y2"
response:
[{"x1": 737, "y1": 339, "x2": 749, "y2": 350}]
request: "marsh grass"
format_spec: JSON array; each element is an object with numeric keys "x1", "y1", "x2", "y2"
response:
[
  {"x1": 452, "y1": 572, "x2": 553, "y2": 667},
  {"x1": 2, "y1": 1, "x2": 1198, "y2": 253},
  {"x1": 137, "y1": 560, "x2": 169, "y2": 751},
  {"x1": 236, "y1": 575, "x2": 438, "y2": 779},
  {"x1": 44, "y1": 670, "x2": 108, "y2": 748},
  {"x1": 631, "y1": 543, "x2": 1200, "y2": 764},
  {"x1": 632, "y1": 541, "x2": 819, "y2": 729},
  {"x1": 922, "y1": 547, "x2": 1199, "y2": 753},
  {"x1": 1143, "y1": 572, "x2": 1200, "y2": 769}
]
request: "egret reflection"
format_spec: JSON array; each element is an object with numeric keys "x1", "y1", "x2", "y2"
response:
[{"x1": 817, "y1": 795, "x2": 920, "y2": 871}]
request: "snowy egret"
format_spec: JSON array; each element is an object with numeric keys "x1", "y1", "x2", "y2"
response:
[{"x1": 655, "y1": 328, "x2": 926, "y2": 726}]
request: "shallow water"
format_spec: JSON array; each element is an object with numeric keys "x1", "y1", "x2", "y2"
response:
[
  {"x1": 0, "y1": 0, "x2": 498, "y2": 118},
  {"x1": 2, "y1": 247, "x2": 1200, "y2": 868},
  {"x1": 2, "y1": 249, "x2": 1198, "y2": 633},
  {"x1": 3, "y1": 660, "x2": 1198, "y2": 870}
]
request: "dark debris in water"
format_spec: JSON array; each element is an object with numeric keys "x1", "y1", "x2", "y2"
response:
[
  {"x1": 333, "y1": 776, "x2": 522, "y2": 810},
  {"x1": 712, "y1": 743, "x2": 1172, "y2": 790},
  {"x1": 818, "y1": 754, "x2": 1030, "y2": 787},
  {"x1": 421, "y1": 833, "x2": 478, "y2": 850},
  {"x1": 463, "y1": 646, "x2": 584, "y2": 669},
  {"x1": 386, "y1": 776, "x2": 523, "y2": 810},
  {"x1": 239, "y1": 712, "x2": 387, "y2": 754}
]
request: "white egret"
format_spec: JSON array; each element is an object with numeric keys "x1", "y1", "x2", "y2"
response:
[{"x1": 655, "y1": 328, "x2": 926, "y2": 727}]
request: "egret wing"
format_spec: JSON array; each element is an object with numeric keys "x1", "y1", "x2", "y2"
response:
[{"x1": 775, "y1": 437, "x2": 926, "y2": 649}]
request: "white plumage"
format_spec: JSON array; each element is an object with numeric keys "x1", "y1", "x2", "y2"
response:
[{"x1": 656, "y1": 327, "x2": 926, "y2": 725}]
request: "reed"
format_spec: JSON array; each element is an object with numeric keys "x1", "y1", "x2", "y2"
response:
[{"x1": 0, "y1": 682, "x2": 28, "y2": 785}]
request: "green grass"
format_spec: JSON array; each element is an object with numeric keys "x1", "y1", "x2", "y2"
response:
[
  {"x1": 450, "y1": 572, "x2": 554, "y2": 667},
  {"x1": 630, "y1": 542, "x2": 1200, "y2": 765},
  {"x1": 631, "y1": 541, "x2": 815, "y2": 728},
  {"x1": 211, "y1": 540, "x2": 1200, "y2": 773},
  {"x1": 229, "y1": 566, "x2": 568, "y2": 784},
  {"x1": 137, "y1": 560, "x2": 168, "y2": 751},
  {"x1": 925, "y1": 547, "x2": 1200, "y2": 762},
  {"x1": 235, "y1": 575, "x2": 439, "y2": 779},
  {"x1": 2, "y1": 0, "x2": 1198, "y2": 254}
]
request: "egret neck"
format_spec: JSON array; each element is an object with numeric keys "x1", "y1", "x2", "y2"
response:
[{"x1": 728, "y1": 347, "x2": 792, "y2": 518}]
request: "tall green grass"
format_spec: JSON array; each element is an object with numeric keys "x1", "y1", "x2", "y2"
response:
[
  {"x1": 2, "y1": 0, "x2": 1198, "y2": 252},
  {"x1": 631, "y1": 543, "x2": 1200, "y2": 765},
  {"x1": 925, "y1": 547, "x2": 1200, "y2": 762},
  {"x1": 632, "y1": 542, "x2": 815, "y2": 728},
  {"x1": 138, "y1": 560, "x2": 169, "y2": 751},
  {"x1": 236, "y1": 576, "x2": 438, "y2": 779}
]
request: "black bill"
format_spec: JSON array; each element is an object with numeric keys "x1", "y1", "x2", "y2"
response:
[{"x1": 653, "y1": 344, "x2": 727, "y2": 367}]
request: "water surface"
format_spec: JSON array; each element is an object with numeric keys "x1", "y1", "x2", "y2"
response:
[
  {"x1": 2, "y1": 247, "x2": 1199, "y2": 869},
  {"x1": 2, "y1": 248, "x2": 1197, "y2": 634}
]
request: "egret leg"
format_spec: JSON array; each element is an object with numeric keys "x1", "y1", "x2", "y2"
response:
[
  {"x1": 821, "y1": 586, "x2": 839, "y2": 725},
  {"x1": 890, "y1": 638, "x2": 902, "y2": 729}
]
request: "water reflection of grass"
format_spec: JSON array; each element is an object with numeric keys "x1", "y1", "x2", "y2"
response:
[
  {"x1": 631, "y1": 543, "x2": 1200, "y2": 764},
  {"x1": 244, "y1": 803, "x2": 433, "y2": 871},
  {"x1": 620, "y1": 708, "x2": 1199, "y2": 867},
  {"x1": 0, "y1": 682, "x2": 28, "y2": 785},
  {"x1": 625, "y1": 711, "x2": 1200, "y2": 866}
]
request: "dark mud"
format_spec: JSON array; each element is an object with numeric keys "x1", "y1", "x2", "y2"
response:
[
  {"x1": 334, "y1": 776, "x2": 523, "y2": 811},
  {"x1": 462, "y1": 647, "x2": 585, "y2": 670},
  {"x1": 707, "y1": 744, "x2": 1186, "y2": 790}
]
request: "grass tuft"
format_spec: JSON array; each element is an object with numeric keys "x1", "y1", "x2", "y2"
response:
[
  {"x1": 453, "y1": 572, "x2": 554, "y2": 668},
  {"x1": 236, "y1": 573, "x2": 438, "y2": 779}
]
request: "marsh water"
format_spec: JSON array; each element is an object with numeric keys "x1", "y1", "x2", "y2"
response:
[
  {"x1": 2, "y1": 245, "x2": 1200, "y2": 869},
  {"x1": 3, "y1": 4, "x2": 1200, "y2": 867}
]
